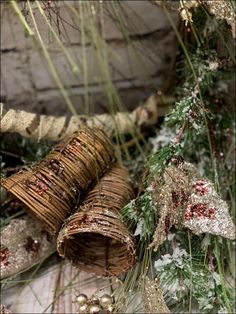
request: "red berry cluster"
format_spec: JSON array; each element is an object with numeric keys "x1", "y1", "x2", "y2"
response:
[
  {"x1": 193, "y1": 180, "x2": 208, "y2": 196},
  {"x1": 185, "y1": 203, "x2": 216, "y2": 220},
  {"x1": 0, "y1": 246, "x2": 10, "y2": 268}
]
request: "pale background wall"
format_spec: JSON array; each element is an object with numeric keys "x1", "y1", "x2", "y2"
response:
[{"x1": 1, "y1": 1, "x2": 179, "y2": 116}]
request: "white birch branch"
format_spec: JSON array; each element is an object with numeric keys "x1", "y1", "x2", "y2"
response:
[{"x1": 1, "y1": 94, "x2": 172, "y2": 141}]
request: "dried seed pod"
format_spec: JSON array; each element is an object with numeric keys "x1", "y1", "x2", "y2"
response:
[
  {"x1": 2, "y1": 128, "x2": 114, "y2": 234},
  {"x1": 57, "y1": 165, "x2": 136, "y2": 277}
]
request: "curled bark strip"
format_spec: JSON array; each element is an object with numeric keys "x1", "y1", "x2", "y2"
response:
[{"x1": 0, "y1": 94, "x2": 172, "y2": 141}]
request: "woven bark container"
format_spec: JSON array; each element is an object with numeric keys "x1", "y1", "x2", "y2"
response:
[
  {"x1": 2, "y1": 128, "x2": 114, "y2": 234},
  {"x1": 57, "y1": 165, "x2": 136, "y2": 277}
]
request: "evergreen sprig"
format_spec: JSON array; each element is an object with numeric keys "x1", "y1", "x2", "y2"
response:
[
  {"x1": 121, "y1": 16, "x2": 235, "y2": 312},
  {"x1": 121, "y1": 192, "x2": 157, "y2": 242},
  {"x1": 147, "y1": 49, "x2": 219, "y2": 181},
  {"x1": 148, "y1": 144, "x2": 182, "y2": 180},
  {"x1": 154, "y1": 234, "x2": 235, "y2": 313}
]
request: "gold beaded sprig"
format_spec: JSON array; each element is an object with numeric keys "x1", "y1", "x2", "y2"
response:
[
  {"x1": 76, "y1": 293, "x2": 114, "y2": 314},
  {"x1": 142, "y1": 277, "x2": 170, "y2": 314}
]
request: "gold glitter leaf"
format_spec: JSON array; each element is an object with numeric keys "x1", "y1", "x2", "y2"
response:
[{"x1": 150, "y1": 162, "x2": 195, "y2": 250}]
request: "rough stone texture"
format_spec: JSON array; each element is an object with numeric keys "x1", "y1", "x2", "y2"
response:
[{"x1": 1, "y1": 1, "x2": 179, "y2": 115}]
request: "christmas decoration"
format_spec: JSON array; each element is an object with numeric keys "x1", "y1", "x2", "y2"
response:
[
  {"x1": 150, "y1": 161, "x2": 235, "y2": 250},
  {"x1": 76, "y1": 293, "x2": 114, "y2": 313},
  {"x1": 142, "y1": 276, "x2": 170, "y2": 314},
  {"x1": 153, "y1": 237, "x2": 235, "y2": 312},
  {"x1": 205, "y1": 0, "x2": 235, "y2": 38},
  {"x1": 154, "y1": 0, "x2": 235, "y2": 37},
  {"x1": 1, "y1": 0, "x2": 235, "y2": 312},
  {"x1": 76, "y1": 294, "x2": 88, "y2": 306},
  {"x1": 87, "y1": 304, "x2": 103, "y2": 314},
  {"x1": 99, "y1": 294, "x2": 114, "y2": 309},
  {"x1": 0, "y1": 215, "x2": 55, "y2": 279},
  {"x1": 2, "y1": 128, "x2": 114, "y2": 234},
  {"x1": 149, "y1": 161, "x2": 195, "y2": 250},
  {"x1": 57, "y1": 165, "x2": 136, "y2": 277},
  {"x1": 184, "y1": 178, "x2": 235, "y2": 239},
  {"x1": 179, "y1": 0, "x2": 200, "y2": 25}
]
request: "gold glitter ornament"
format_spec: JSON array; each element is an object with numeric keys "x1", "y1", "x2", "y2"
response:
[
  {"x1": 76, "y1": 294, "x2": 88, "y2": 306},
  {"x1": 181, "y1": 0, "x2": 199, "y2": 9},
  {"x1": 106, "y1": 305, "x2": 114, "y2": 313},
  {"x1": 90, "y1": 296, "x2": 100, "y2": 304},
  {"x1": 100, "y1": 294, "x2": 114, "y2": 308},
  {"x1": 88, "y1": 304, "x2": 103, "y2": 314},
  {"x1": 180, "y1": 7, "x2": 193, "y2": 25},
  {"x1": 76, "y1": 294, "x2": 114, "y2": 313},
  {"x1": 78, "y1": 304, "x2": 88, "y2": 314},
  {"x1": 142, "y1": 276, "x2": 170, "y2": 314},
  {"x1": 207, "y1": 0, "x2": 234, "y2": 21}
]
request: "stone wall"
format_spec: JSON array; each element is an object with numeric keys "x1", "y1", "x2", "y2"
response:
[{"x1": 1, "y1": 1, "x2": 179, "y2": 115}]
